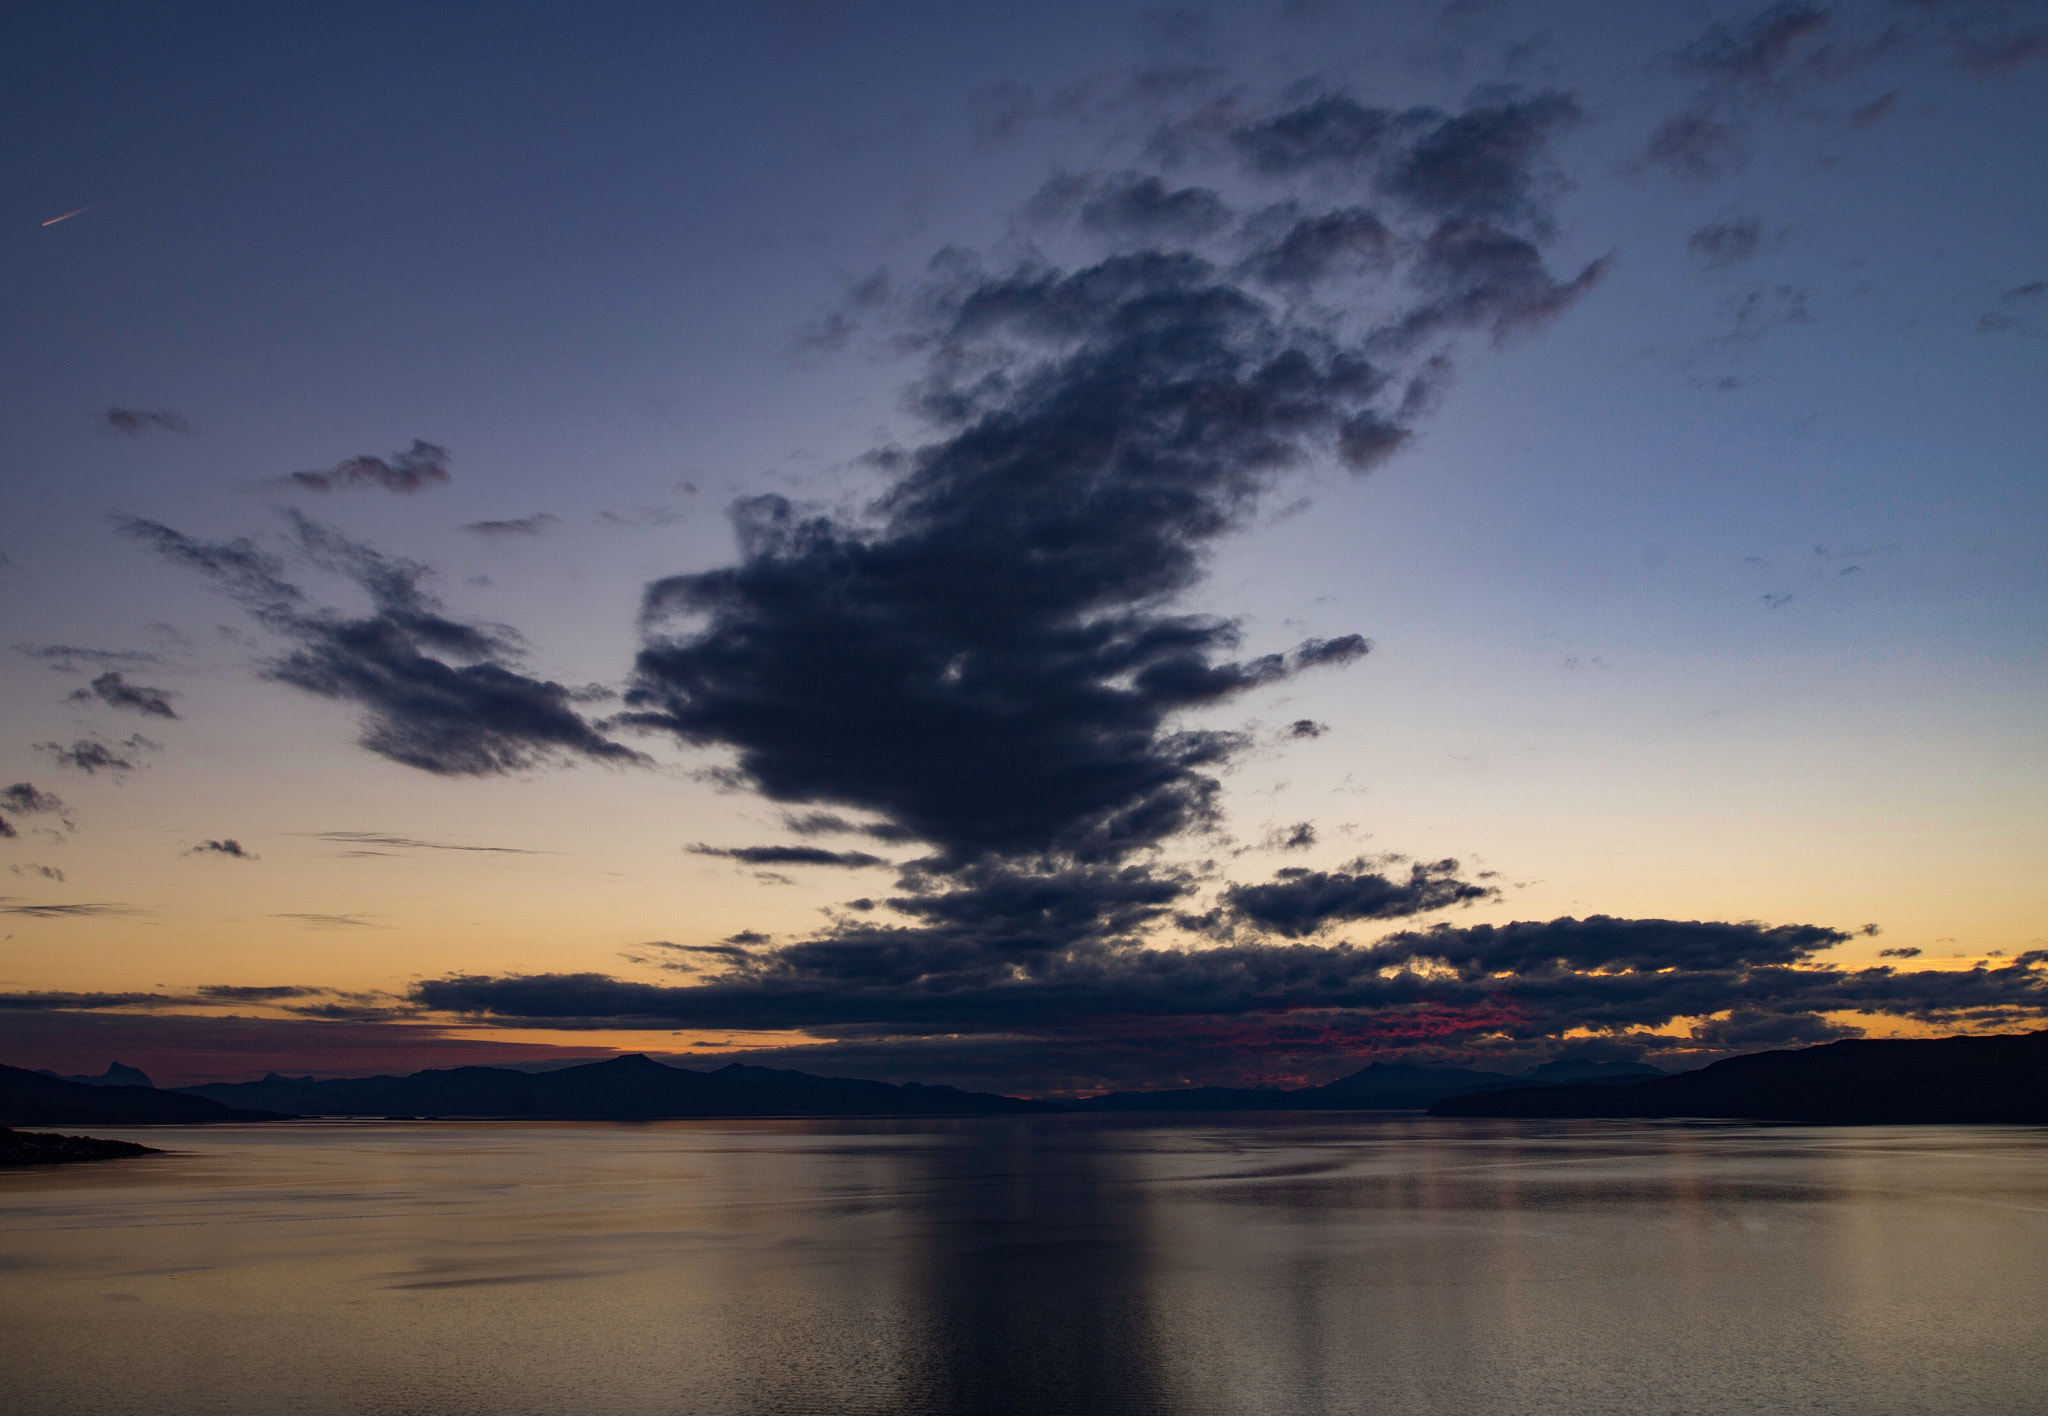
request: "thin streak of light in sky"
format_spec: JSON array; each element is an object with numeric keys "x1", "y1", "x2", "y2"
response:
[{"x1": 40, "y1": 205, "x2": 93, "y2": 226}]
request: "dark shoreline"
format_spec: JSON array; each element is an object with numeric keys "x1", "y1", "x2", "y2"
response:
[{"x1": 0, "y1": 1128, "x2": 163, "y2": 1168}]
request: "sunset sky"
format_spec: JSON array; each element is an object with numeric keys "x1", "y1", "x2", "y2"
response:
[{"x1": 4, "y1": 0, "x2": 2044, "y2": 1090}]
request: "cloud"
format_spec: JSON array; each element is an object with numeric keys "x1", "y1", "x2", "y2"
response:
[
  {"x1": 1640, "y1": 113, "x2": 1740, "y2": 182},
  {"x1": 272, "y1": 912, "x2": 382, "y2": 930},
  {"x1": 120, "y1": 513, "x2": 648, "y2": 776},
  {"x1": 1, "y1": 783, "x2": 69, "y2": 817},
  {"x1": 0, "y1": 989, "x2": 186, "y2": 1010},
  {"x1": 37, "y1": 736, "x2": 157, "y2": 776},
  {"x1": 68, "y1": 670, "x2": 179, "y2": 718},
  {"x1": 1670, "y1": 4, "x2": 1830, "y2": 90},
  {"x1": 687, "y1": 844, "x2": 891, "y2": 868},
  {"x1": 104, "y1": 407, "x2": 191, "y2": 437},
  {"x1": 463, "y1": 513, "x2": 559, "y2": 538},
  {"x1": 11, "y1": 864, "x2": 65, "y2": 882},
  {"x1": 277, "y1": 439, "x2": 452, "y2": 494},
  {"x1": 1287, "y1": 719, "x2": 1327, "y2": 738},
  {"x1": 14, "y1": 643, "x2": 162, "y2": 674},
  {"x1": 1688, "y1": 217, "x2": 1763, "y2": 268},
  {"x1": 1213, "y1": 857, "x2": 1496, "y2": 936},
  {"x1": 188, "y1": 839, "x2": 256, "y2": 860},
  {"x1": 295, "y1": 830, "x2": 541, "y2": 854},
  {"x1": 1879, "y1": 946, "x2": 1922, "y2": 959},
  {"x1": 1, "y1": 902, "x2": 137, "y2": 919},
  {"x1": 409, "y1": 919, "x2": 2047, "y2": 1087},
  {"x1": 195, "y1": 984, "x2": 324, "y2": 1001}
]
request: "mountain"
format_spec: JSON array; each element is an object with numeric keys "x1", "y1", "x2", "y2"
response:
[
  {"x1": 178, "y1": 1054, "x2": 1061, "y2": 1119},
  {"x1": 1428, "y1": 1030, "x2": 2048, "y2": 1125},
  {"x1": 35, "y1": 1062, "x2": 155, "y2": 1088},
  {"x1": 0, "y1": 1064, "x2": 290, "y2": 1126},
  {"x1": 1073, "y1": 1059, "x2": 1666, "y2": 1112}
]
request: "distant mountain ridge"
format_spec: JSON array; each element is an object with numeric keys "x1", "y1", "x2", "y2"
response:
[
  {"x1": 0, "y1": 1064, "x2": 288, "y2": 1126},
  {"x1": 35, "y1": 1062, "x2": 155, "y2": 1089},
  {"x1": 1428, "y1": 1030, "x2": 2048, "y2": 1125},
  {"x1": 179, "y1": 1054, "x2": 1061, "y2": 1119},
  {"x1": 1074, "y1": 1058, "x2": 1664, "y2": 1112}
]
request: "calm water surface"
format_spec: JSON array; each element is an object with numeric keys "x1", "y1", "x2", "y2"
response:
[{"x1": 2, "y1": 1115, "x2": 2044, "y2": 1415}]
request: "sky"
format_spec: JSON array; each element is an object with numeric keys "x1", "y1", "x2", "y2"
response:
[{"x1": 2, "y1": 0, "x2": 2044, "y2": 1092}]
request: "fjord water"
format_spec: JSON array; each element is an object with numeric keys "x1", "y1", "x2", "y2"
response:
[{"x1": 3, "y1": 1116, "x2": 2043, "y2": 1416}]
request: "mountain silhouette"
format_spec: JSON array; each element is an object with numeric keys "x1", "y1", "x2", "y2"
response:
[
  {"x1": 1428, "y1": 1030, "x2": 2048, "y2": 1124},
  {"x1": 1, "y1": 1127, "x2": 163, "y2": 1167},
  {"x1": 0, "y1": 1064, "x2": 289, "y2": 1126},
  {"x1": 179, "y1": 1054, "x2": 1061, "y2": 1119},
  {"x1": 35, "y1": 1062, "x2": 155, "y2": 1089}
]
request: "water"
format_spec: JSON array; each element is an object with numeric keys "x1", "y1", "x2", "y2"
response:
[{"x1": 2, "y1": 1115, "x2": 2044, "y2": 1416}]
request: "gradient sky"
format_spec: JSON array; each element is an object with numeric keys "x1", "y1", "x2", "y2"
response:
[{"x1": 3, "y1": 0, "x2": 2044, "y2": 1090}]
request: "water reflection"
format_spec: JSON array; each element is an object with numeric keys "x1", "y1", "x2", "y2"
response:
[{"x1": 2, "y1": 1115, "x2": 2045, "y2": 1415}]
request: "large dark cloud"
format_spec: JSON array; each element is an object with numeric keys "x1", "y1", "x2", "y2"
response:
[
  {"x1": 412, "y1": 921, "x2": 2048, "y2": 1090},
  {"x1": 622, "y1": 89, "x2": 1600, "y2": 879},
  {"x1": 121, "y1": 513, "x2": 646, "y2": 776}
]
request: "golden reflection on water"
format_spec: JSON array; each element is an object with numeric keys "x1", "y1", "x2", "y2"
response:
[{"x1": 3, "y1": 1116, "x2": 2045, "y2": 1416}]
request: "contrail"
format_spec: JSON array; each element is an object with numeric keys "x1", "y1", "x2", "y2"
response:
[{"x1": 40, "y1": 206, "x2": 93, "y2": 227}]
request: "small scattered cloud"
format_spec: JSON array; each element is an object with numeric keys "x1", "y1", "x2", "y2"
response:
[
  {"x1": 687, "y1": 844, "x2": 891, "y2": 868},
  {"x1": 296, "y1": 830, "x2": 542, "y2": 855},
  {"x1": 37, "y1": 735, "x2": 158, "y2": 776},
  {"x1": 10, "y1": 864, "x2": 65, "y2": 883},
  {"x1": 15, "y1": 643, "x2": 163, "y2": 674},
  {"x1": 104, "y1": 407, "x2": 191, "y2": 437},
  {"x1": 1879, "y1": 946, "x2": 1922, "y2": 959},
  {"x1": 188, "y1": 839, "x2": 256, "y2": 860},
  {"x1": 1287, "y1": 719, "x2": 1328, "y2": 739},
  {"x1": 464, "y1": 513, "x2": 559, "y2": 538},
  {"x1": 1688, "y1": 216, "x2": 1762, "y2": 268},
  {"x1": 1849, "y1": 88, "x2": 1900, "y2": 128},
  {"x1": 1763, "y1": 593, "x2": 1794, "y2": 609},
  {"x1": 271, "y1": 912, "x2": 383, "y2": 930},
  {"x1": 275, "y1": 440, "x2": 451, "y2": 495},
  {"x1": 68, "y1": 670, "x2": 179, "y2": 718},
  {"x1": 1, "y1": 901, "x2": 137, "y2": 919}
]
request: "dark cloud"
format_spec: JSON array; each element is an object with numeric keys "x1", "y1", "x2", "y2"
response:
[
  {"x1": 189, "y1": 839, "x2": 256, "y2": 860},
  {"x1": 38, "y1": 736, "x2": 156, "y2": 776},
  {"x1": 1287, "y1": 718, "x2": 1327, "y2": 738},
  {"x1": 272, "y1": 912, "x2": 381, "y2": 930},
  {"x1": 1640, "y1": 112, "x2": 1740, "y2": 181},
  {"x1": 1, "y1": 902, "x2": 137, "y2": 919},
  {"x1": 1688, "y1": 217, "x2": 1763, "y2": 268},
  {"x1": 0, "y1": 783, "x2": 68, "y2": 817},
  {"x1": 1684, "y1": 1007, "x2": 1860, "y2": 1048},
  {"x1": 1241, "y1": 207, "x2": 1396, "y2": 289},
  {"x1": 277, "y1": 439, "x2": 452, "y2": 494},
  {"x1": 688, "y1": 844, "x2": 891, "y2": 868},
  {"x1": 14, "y1": 643, "x2": 162, "y2": 673},
  {"x1": 296, "y1": 830, "x2": 542, "y2": 854},
  {"x1": 1213, "y1": 857, "x2": 1495, "y2": 936},
  {"x1": 11, "y1": 864, "x2": 65, "y2": 882},
  {"x1": 1028, "y1": 171, "x2": 1234, "y2": 241},
  {"x1": 780, "y1": 811, "x2": 921, "y2": 843},
  {"x1": 0, "y1": 989, "x2": 184, "y2": 1010},
  {"x1": 1879, "y1": 946, "x2": 1922, "y2": 959},
  {"x1": 121, "y1": 513, "x2": 647, "y2": 776},
  {"x1": 195, "y1": 984, "x2": 322, "y2": 1001},
  {"x1": 104, "y1": 407, "x2": 191, "y2": 436},
  {"x1": 1671, "y1": 4, "x2": 1831, "y2": 89},
  {"x1": 463, "y1": 513, "x2": 559, "y2": 538},
  {"x1": 68, "y1": 670, "x2": 179, "y2": 718},
  {"x1": 1380, "y1": 94, "x2": 1582, "y2": 226},
  {"x1": 1225, "y1": 94, "x2": 1394, "y2": 175},
  {"x1": 410, "y1": 920, "x2": 2048, "y2": 1093}
]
